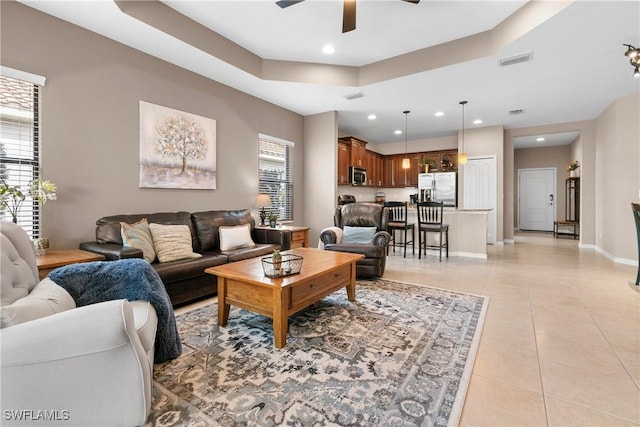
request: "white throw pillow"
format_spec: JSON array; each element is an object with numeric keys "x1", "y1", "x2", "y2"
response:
[
  {"x1": 121, "y1": 218, "x2": 156, "y2": 263},
  {"x1": 342, "y1": 226, "x2": 377, "y2": 244},
  {"x1": 0, "y1": 278, "x2": 76, "y2": 328},
  {"x1": 149, "y1": 223, "x2": 202, "y2": 263},
  {"x1": 219, "y1": 224, "x2": 256, "y2": 251}
]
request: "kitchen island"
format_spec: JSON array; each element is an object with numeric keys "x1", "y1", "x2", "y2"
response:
[{"x1": 402, "y1": 207, "x2": 490, "y2": 259}]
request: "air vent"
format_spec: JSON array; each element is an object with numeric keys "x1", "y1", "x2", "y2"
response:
[
  {"x1": 498, "y1": 52, "x2": 532, "y2": 67},
  {"x1": 509, "y1": 109, "x2": 525, "y2": 115},
  {"x1": 344, "y1": 91, "x2": 365, "y2": 101}
]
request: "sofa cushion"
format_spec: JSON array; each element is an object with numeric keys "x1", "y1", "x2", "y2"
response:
[
  {"x1": 219, "y1": 224, "x2": 255, "y2": 251},
  {"x1": 152, "y1": 253, "x2": 227, "y2": 284},
  {"x1": 149, "y1": 223, "x2": 202, "y2": 263},
  {"x1": 96, "y1": 212, "x2": 199, "y2": 252},
  {"x1": 342, "y1": 226, "x2": 377, "y2": 244},
  {"x1": 0, "y1": 278, "x2": 76, "y2": 328},
  {"x1": 192, "y1": 210, "x2": 255, "y2": 252},
  {"x1": 121, "y1": 218, "x2": 156, "y2": 263},
  {"x1": 222, "y1": 244, "x2": 279, "y2": 263}
]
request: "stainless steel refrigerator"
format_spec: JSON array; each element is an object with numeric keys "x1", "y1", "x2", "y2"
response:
[{"x1": 418, "y1": 172, "x2": 457, "y2": 207}]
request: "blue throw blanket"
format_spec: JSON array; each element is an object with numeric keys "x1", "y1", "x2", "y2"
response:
[{"x1": 49, "y1": 258, "x2": 181, "y2": 363}]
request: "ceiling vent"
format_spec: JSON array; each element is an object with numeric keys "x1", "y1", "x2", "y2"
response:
[
  {"x1": 344, "y1": 91, "x2": 365, "y2": 101},
  {"x1": 498, "y1": 52, "x2": 532, "y2": 67},
  {"x1": 509, "y1": 109, "x2": 525, "y2": 115}
]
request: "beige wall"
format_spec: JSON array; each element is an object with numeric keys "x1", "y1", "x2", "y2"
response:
[
  {"x1": 304, "y1": 111, "x2": 339, "y2": 246},
  {"x1": 514, "y1": 145, "x2": 572, "y2": 225},
  {"x1": 458, "y1": 125, "x2": 505, "y2": 243},
  {"x1": 1, "y1": 2, "x2": 305, "y2": 248},
  {"x1": 595, "y1": 92, "x2": 639, "y2": 263}
]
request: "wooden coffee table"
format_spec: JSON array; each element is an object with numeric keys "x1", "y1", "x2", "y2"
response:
[{"x1": 205, "y1": 247, "x2": 364, "y2": 348}]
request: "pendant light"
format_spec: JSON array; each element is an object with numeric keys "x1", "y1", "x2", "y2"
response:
[
  {"x1": 458, "y1": 101, "x2": 468, "y2": 165},
  {"x1": 402, "y1": 110, "x2": 410, "y2": 169}
]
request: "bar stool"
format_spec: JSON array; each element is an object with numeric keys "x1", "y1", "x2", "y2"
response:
[
  {"x1": 416, "y1": 201, "x2": 449, "y2": 261},
  {"x1": 384, "y1": 201, "x2": 414, "y2": 258}
]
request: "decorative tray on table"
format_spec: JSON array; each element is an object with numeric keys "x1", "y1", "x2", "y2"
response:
[{"x1": 261, "y1": 254, "x2": 303, "y2": 278}]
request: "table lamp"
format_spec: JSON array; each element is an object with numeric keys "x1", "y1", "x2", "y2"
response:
[{"x1": 256, "y1": 194, "x2": 271, "y2": 226}]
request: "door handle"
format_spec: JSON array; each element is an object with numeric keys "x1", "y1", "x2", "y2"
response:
[{"x1": 549, "y1": 194, "x2": 554, "y2": 205}]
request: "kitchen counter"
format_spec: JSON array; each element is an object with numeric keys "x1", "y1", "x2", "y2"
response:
[{"x1": 400, "y1": 208, "x2": 490, "y2": 259}]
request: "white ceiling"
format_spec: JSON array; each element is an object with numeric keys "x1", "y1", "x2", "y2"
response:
[{"x1": 19, "y1": 0, "x2": 640, "y2": 146}]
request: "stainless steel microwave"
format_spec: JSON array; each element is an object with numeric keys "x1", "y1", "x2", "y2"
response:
[{"x1": 349, "y1": 166, "x2": 367, "y2": 186}]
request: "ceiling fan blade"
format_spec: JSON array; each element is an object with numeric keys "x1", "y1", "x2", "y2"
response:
[
  {"x1": 275, "y1": 0, "x2": 304, "y2": 9},
  {"x1": 402, "y1": 0, "x2": 420, "y2": 3},
  {"x1": 342, "y1": 0, "x2": 356, "y2": 33}
]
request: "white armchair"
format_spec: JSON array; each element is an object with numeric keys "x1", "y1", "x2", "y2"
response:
[{"x1": 0, "y1": 220, "x2": 158, "y2": 427}]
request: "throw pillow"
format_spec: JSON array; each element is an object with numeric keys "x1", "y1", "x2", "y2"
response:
[
  {"x1": 342, "y1": 226, "x2": 377, "y2": 244},
  {"x1": 148, "y1": 223, "x2": 202, "y2": 263},
  {"x1": 121, "y1": 218, "x2": 156, "y2": 263},
  {"x1": 219, "y1": 224, "x2": 256, "y2": 251}
]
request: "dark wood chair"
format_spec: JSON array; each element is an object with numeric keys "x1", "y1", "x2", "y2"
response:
[
  {"x1": 384, "y1": 201, "x2": 414, "y2": 258},
  {"x1": 416, "y1": 201, "x2": 449, "y2": 261},
  {"x1": 632, "y1": 203, "x2": 640, "y2": 286}
]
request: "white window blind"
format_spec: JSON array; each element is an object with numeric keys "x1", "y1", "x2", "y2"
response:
[
  {"x1": 258, "y1": 134, "x2": 294, "y2": 222},
  {"x1": 0, "y1": 75, "x2": 41, "y2": 238}
]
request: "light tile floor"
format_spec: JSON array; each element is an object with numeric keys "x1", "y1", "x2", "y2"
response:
[
  {"x1": 384, "y1": 232, "x2": 640, "y2": 426},
  {"x1": 176, "y1": 232, "x2": 640, "y2": 426}
]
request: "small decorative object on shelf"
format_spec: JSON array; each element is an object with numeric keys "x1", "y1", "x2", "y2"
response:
[
  {"x1": 262, "y1": 251, "x2": 303, "y2": 278},
  {"x1": 34, "y1": 237, "x2": 49, "y2": 256},
  {"x1": 268, "y1": 213, "x2": 278, "y2": 228},
  {"x1": 440, "y1": 156, "x2": 454, "y2": 171},
  {"x1": 567, "y1": 160, "x2": 580, "y2": 177}
]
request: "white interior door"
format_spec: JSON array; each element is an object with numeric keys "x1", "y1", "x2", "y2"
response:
[
  {"x1": 518, "y1": 168, "x2": 556, "y2": 231},
  {"x1": 463, "y1": 156, "x2": 497, "y2": 244}
]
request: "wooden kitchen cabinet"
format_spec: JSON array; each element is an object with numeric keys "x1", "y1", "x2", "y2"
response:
[
  {"x1": 350, "y1": 139, "x2": 366, "y2": 167},
  {"x1": 337, "y1": 141, "x2": 350, "y2": 185}
]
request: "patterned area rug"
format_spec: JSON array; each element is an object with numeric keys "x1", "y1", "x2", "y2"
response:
[{"x1": 146, "y1": 279, "x2": 488, "y2": 427}]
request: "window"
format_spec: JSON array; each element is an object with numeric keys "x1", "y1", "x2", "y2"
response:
[
  {"x1": 258, "y1": 134, "x2": 294, "y2": 222},
  {"x1": 0, "y1": 74, "x2": 42, "y2": 238}
]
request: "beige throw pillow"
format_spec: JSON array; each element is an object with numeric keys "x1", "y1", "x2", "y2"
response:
[
  {"x1": 121, "y1": 218, "x2": 156, "y2": 263},
  {"x1": 149, "y1": 223, "x2": 202, "y2": 263},
  {"x1": 219, "y1": 224, "x2": 255, "y2": 251}
]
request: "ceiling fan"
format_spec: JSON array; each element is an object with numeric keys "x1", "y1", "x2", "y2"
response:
[{"x1": 276, "y1": 0, "x2": 420, "y2": 33}]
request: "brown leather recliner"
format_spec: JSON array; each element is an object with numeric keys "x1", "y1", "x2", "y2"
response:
[{"x1": 320, "y1": 202, "x2": 391, "y2": 277}]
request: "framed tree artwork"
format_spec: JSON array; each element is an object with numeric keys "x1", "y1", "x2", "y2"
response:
[{"x1": 139, "y1": 101, "x2": 216, "y2": 189}]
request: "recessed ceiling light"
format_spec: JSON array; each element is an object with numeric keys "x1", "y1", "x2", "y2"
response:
[
  {"x1": 473, "y1": 119, "x2": 483, "y2": 125},
  {"x1": 434, "y1": 111, "x2": 444, "y2": 117},
  {"x1": 322, "y1": 45, "x2": 335, "y2": 55},
  {"x1": 368, "y1": 114, "x2": 376, "y2": 120},
  {"x1": 394, "y1": 130, "x2": 402, "y2": 135},
  {"x1": 536, "y1": 137, "x2": 545, "y2": 142}
]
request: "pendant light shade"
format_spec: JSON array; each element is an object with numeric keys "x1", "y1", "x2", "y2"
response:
[
  {"x1": 402, "y1": 110, "x2": 410, "y2": 169},
  {"x1": 458, "y1": 101, "x2": 468, "y2": 166}
]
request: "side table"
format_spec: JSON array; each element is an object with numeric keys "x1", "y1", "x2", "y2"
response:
[
  {"x1": 37, "y1": 249, "x2": 105, "y2": 279},
  {"x1": 256, "y1": 225, "x2": 310, "y2": 249}
]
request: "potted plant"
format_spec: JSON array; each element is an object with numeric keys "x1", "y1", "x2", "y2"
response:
[
  {"x1": 567, "y1": 160, "x2": 580, "y2": 177},
  {"x1": 0, "y1": 178, "x2": 57, "y2": 224},
  {"x1": 419, "y1": 156, "x2": 436, "y2": 173},
  {"x1": 268, "y1": 213, "x2": 278, "y2": 228},
  {"x1": 272, "y1": 249, "x2": 282, "y2": 275}
]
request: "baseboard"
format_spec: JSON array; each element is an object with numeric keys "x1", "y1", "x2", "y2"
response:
[
  {"x1": 594, "y1": 246, "x2": 639, "y2": 266},
  {"x1": 579, "y1": 243, "x2": 595, "y2": 250},
  {"x1": 504, "y1": 239, "x2": 515, "y2": 244},
  {"x1": 420, "y1": 249, "x2": 487, "y2": 260},
  {"x1": 494, "y1": 241, "x2": 504, "y2": 246}
]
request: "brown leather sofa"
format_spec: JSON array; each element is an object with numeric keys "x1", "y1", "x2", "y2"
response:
[
  {"x1": 80, "y1": 210, "x2": 290, "y2": 306},
  {"x1": 320, "y1": 202, "x2": 391, "y2": 277}
]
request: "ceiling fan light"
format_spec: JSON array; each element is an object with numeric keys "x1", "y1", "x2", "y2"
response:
[
  {"x1": 624, "y1": 44, "x2": 637, "y2": 58},
  {"x1": 634, "y1": 66, "x2": 640, "y2": 78}
]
